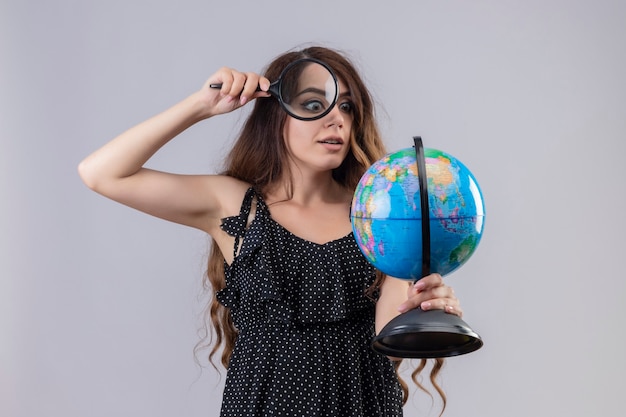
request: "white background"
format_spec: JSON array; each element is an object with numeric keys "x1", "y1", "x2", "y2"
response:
[{"x1": 2, "y1": 1, "x2": 625, "y2": 416}]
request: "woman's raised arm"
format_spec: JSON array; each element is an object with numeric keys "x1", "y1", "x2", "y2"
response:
[{"x1": 77, "y1": 69, "x2": 270, "y2": 232}]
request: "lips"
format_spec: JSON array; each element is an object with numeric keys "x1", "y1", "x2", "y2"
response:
[{"x1": 318, "y1": 137, "x2": 344, "y2": 145}]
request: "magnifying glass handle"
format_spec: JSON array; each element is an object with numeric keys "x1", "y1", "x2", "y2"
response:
[{"x1": 209, "y1": 83, "x2": 263, "y2": 92}]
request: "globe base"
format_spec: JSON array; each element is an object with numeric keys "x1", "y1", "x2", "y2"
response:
[{"x1": 372, "y1": 308, "x2": 483, "y2": 358}]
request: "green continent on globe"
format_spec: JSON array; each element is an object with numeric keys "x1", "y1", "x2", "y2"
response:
[{"x1": 351, "y1": 147, "x2": 485, "y2": 280}]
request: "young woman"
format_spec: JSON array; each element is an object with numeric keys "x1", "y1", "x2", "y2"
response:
[{"x1": 78, "y1": 46, "x2": 462, "y2": 416}]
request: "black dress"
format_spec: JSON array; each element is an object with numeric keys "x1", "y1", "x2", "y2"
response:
[{"x1": 217, "y1": 188, "x2": 403, "y2": 417}]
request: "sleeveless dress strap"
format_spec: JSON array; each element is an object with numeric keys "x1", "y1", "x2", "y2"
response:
[{"x1": 220, "y1": 187, "x2": 257, "y2": 259}]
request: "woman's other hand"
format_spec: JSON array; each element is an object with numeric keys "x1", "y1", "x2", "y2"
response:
[{"x1": 397, "y1": 273, "x2": 463, "y2": 317}]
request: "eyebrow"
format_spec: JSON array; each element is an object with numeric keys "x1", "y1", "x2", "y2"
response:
[
  {"x1": 294, "y1": 88, "x2": 352, "y2": 98},
  {"x1": 295, "y1": 87, "x2": 328, "y2": 97}
]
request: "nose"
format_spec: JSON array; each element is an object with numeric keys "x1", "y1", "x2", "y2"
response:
[{"x1": 324, "y1": 103, "x2": 344, "y2": 128}]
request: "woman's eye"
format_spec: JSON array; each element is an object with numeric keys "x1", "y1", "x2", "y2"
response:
[
  {"x1": 339, "y1": 101, "x2": 354, "y2": 113},
  {"x1": 302, "y1": 100, "x2": 325, "y2": 113}
]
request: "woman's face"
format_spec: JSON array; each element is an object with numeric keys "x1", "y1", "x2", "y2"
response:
[{"x1": 282, "y1": 77, "x2": 354, "y2": 174}]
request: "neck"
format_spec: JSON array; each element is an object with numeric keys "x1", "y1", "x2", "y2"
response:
[{"x1": 267, "y1": 169, "x2": 348, "y2": 206}]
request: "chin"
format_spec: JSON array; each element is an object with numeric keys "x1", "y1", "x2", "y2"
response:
[{"x1": 324, "y1": 160, "x2": 346, "y2": 172}]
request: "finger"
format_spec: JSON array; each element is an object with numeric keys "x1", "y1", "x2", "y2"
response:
[
  {"x1": 238, "y1": 72, "x2": 262, "y2": 105},
  {"x1": 228, "y1": 71, "x2": 247, "y2": 99},
  {"x1": 408, "y1": 281, "x2": 453, "y2": 301},
  {"x1": 400, "y1": 286, "x2": 450, "y2": 311},
  {"x1": 250, "y1": 76, "x2": 272, "y2": 101},
  {"x1": 257, "y1": 76, "x2": 271, "y2": 92},
  {"x1": 444, "y1": 303, "x2": 463, "y2": 317},
  {"x1": 211, "y1": 67, "x2": 236, "y2": 96},
  {"x1": 397, "y1": 295, "x2": 421, "y2": 313},
  {"x1": 242, "y1": 72, "x2": 261, "y2": 94},
  {"x1": 419, "y1": 292, "x2": 464, "y2": 318},
  {"x1": 412, "y1": 273, "x2": 443, "y2": 292}
]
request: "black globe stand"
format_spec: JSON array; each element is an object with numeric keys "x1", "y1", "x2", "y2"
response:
[{"x1": 370, "y1": 137, "x2": 483, "y2": 358}]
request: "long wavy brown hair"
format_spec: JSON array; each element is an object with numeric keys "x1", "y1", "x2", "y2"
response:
[{"x1": 195, "y1": 45, "x2": 447, "y2": 413}]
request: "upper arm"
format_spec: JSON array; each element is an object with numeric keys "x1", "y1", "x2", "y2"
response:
[
  {"x1": 84, "y1": 168, "x2": 250, "y2": 233},
  {"x1": 375, "y1": 275, "x2": 411, "y2": 335}
]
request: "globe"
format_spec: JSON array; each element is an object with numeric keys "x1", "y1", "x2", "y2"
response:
[{"x1": 351, "y1": 147, "x2": 485, "y2": 280}]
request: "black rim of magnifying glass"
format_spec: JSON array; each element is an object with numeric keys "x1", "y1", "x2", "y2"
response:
[
  {"x1": 275, "y1": 57, "x2": 339, "y2": 121},
  {"x1": 209, "y1": 57, "x2": 339, "y2": 121}
]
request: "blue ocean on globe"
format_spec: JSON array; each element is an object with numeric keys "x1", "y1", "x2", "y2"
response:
[{"x1": 350, "y1": 147, "x2": 485, "y2": 280}]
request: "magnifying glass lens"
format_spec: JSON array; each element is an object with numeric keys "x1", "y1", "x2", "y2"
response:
[{"x1": 279, "y1": 61, "x2": 338, "y2": 120}]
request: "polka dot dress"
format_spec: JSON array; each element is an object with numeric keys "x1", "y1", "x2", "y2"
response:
[{"x1": 217, "y1": 188, "x2": 403, "y2": 417}]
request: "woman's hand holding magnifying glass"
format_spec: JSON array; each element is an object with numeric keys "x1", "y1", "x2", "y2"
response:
[{"x1": 201, "y1": 67, "x2": 271, "y2": 116}]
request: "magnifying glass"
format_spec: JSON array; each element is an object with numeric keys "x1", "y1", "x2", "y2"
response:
[{"x1": 210, "y1": 58, "x2": 339, "y2": 121}]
